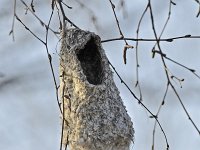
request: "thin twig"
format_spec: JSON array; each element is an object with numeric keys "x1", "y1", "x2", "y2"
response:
[
  {"x1": 151, "y1": 0, "x2": 173, "y2": 54},
  {"x1": 194, "y1": 0, "x2": 200, "y2": 17},
  {"x1": 101, "y1": 35, "x2": 200, "y2": 43},
  {"x1": 152, "y1": 82, "x2": 169, "y2": 150},
  {"x1": 15, "y1": 14, "x2": 46, "y2": 45},
  {"x1": 148, "y1": 0, "x2": 171, "y2": 148},
  {"x1": 148, "y1": 0, "x2": 200, "y2": 138},
  {"x1": 108, "y1": 0, "x2": 127, "y2": 41},
  {"x1": 61, "y1": 1, "x2": 72, "y2": 9},
  {"x1": 60, "y1": 71, "x2": 66, "y2": 150},
  {"x1": 108, "y1": 0, "x2": 133, "y2": 64},
  {"x1": 170, "y1": 83, "x2": 200, "y2": 134},
  {"x1": 108, "y1": 60, "x2": 169, "y2": 148},
  {"x1": 134, "y1": 3, "x2": 149, "y2": 102},
  {"x1": 20, "y1": 0, "x2": 59, "y2": 36},
  {"x1": 30, "y1": 0, "x2": 35, "y2": 12},
  {"x1": 45, "y1": 7, "x2": 62, "y2": 114},
  {"x1": 56, "y1": 1, "x2": 79, "y2": 29},
  {"x1": 9, "y1": 0, "x2": 17, "y2": 41},
  {"x1": 164, "y1": 56, "x2": 200, "y2": 79},
  {"x1": 152, "y1": 49, "x2": 200, "y2": 79}
]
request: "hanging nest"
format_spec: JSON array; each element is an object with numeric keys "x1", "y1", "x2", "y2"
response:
[{"x1": 59, "y1": 28, "x2": 134, "y2": 150}]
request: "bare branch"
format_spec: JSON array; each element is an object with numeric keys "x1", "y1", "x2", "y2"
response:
[
  {"x1": 20, "y1": 0, "x2": 59, "y2": 37},
  {"x1": 101, "y1": 35, "x2": 200, "y2": 43},
  {"x1": 148, "y1": 0, "x2": 200, "y2": 137},
  {"x1": 108, "y1": 0, "x2": 133, "y2": 64},
  {"x1": 152, "y1": 82, "x2": 169, "y2": 150},
  {"x1": 134, "y1": 3, "x2": 149, "y2": 102},
  {"x1": 56, "y1": 1, "x2": 79, "y2": 29},
  {"x1": 15, "y1": 14, "x2": 46, "y2": 45},
  {"x1": 108, "y1": 60, "x2": 169, "y2": 148}
]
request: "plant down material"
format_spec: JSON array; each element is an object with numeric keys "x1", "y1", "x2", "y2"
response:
[{"x1": 60, "y1": 28, "x2": 134, "y2": 150}]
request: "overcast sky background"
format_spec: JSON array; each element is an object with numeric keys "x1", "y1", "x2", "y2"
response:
[{"x1": 0, "y1": 0, "x2": 200, "y2": 150}]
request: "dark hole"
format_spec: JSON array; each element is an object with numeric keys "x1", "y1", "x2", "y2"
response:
[{"x1": 77, "y1": 37, "x2": 103, "y2": 85}]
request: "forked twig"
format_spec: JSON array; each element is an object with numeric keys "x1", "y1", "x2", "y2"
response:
[
  {"x1": 20, "y1": 0, "x2": 59, "y2": 37},
  {"x1": 152, "y1": 82, "x2": 169, "y2": 150},
  {"x1": 148, "y1": 0, "x2": 200, "y2": 139}
]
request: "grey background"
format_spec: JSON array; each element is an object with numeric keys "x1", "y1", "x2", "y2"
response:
[{"x1": 0, "y1": 0, "x2": 200, "y2": 150}]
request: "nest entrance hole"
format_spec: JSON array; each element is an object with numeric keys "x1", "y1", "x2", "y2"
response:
[{"x1": 77, "y1": 37, "x2": 103, "y2": 85}]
